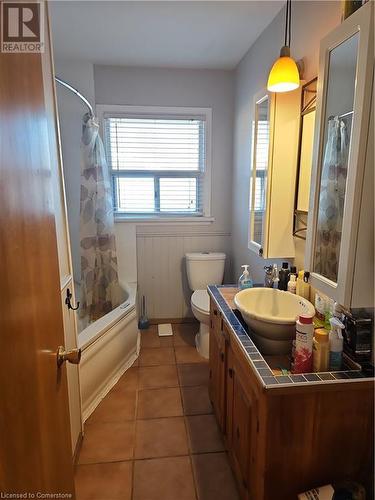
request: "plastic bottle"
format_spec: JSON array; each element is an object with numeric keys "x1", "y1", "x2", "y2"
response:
[
  {"x1": 314, "y1": 292, "x2": 326, "y2": 322},
  {"x1": 287, "y1": 274, "x2": 297, "y2": 294},
  {"x1": 324, "y1": 297, "x2": 335, "y2": 329},
  {"x1": 293, "y1": 314, "x2": 314, "y2": 374},
  {"x1": 302, "y1": 271, "x2": 311, "y2": 300},
  {"x1": 296, "y1": 270, "x2": 304, "y2": 296},
  {"x1": 238, "y1": 265, "x2": 253, "y2": 290},
  {"x1": 278, "y1": 262, "x2": 290, "y2": 291},
  {"x1": 329, "y1": 317, "x2": 345, "y2": 371},
  {"x1": 313, "y1": 328, "x2": 329, "y2": 372}
]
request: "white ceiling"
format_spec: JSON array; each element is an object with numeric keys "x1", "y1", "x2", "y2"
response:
[{"x1": 50, "y1": 1, "x2": 283, "y2": 70}]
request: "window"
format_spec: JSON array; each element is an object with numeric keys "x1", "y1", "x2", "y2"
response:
[{"x1": 101, "y1": 106, "x2": 211, "y2": 218}]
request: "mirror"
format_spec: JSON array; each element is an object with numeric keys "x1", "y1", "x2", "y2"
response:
[
  {"x1": 249, "y1": 94, "x2": 270, "y2": 252},
  {"x1": 294, "y1": 78, "x2": 317, "y2": 239},
  {"x1": 313, "y1": 32, "x2": 359, "y2": 283}
]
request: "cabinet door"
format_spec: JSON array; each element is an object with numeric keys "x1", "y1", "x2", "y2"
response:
[
  {"x1": 209, "y1": 310, "x2": 226, "y2": 431},
  {"x1": 305, "y1": 2, "x2": 373, "y2": 307},
  {"x1": 226, "y1": 350, "x2": 258, "y2": 498}
]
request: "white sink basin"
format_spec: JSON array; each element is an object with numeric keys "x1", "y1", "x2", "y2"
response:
[{"x1": 234, "y1": 288, "x2": 315, "y2": 355}]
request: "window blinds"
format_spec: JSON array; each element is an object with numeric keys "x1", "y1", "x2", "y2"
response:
[{"x1": 104, "y1": 116, "x2": 206, "y2": 215}]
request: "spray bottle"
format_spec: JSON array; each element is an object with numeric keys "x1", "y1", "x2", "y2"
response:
[{"x1": 329, "y1": 317, "x2": 345, "y2": 371}]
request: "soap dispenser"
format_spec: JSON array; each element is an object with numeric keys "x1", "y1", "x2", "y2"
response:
[{"x1": 238, "y1": 265, "x2": 253, "y2": 290}]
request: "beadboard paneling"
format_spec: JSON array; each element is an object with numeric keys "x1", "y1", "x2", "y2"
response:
[{"x1": 136, "y1": 232, "x2": 232, "y2": 319}]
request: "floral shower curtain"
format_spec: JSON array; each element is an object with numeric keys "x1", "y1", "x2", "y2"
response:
[
  {"x1": 314, "y1": 116, "x2": 349, "y2": 282},
  {"x1": 79, "y1": 113, "x2": 122, "y2": 325}
]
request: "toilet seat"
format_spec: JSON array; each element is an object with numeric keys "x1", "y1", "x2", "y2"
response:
[{"x1": 191, "y1": 289, "x2": 210, "y2": 315}]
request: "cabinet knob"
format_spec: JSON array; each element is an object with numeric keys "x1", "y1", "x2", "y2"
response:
[
  {"x1": 209, "y1": 369, "x2": 212, "y2": 379},
  {"x1": 213, "y1": 309, "x2": 218, "y2": 316},
  {"x1": 228, "y1": 368, "x2": 233, "y2": 378},
  {"x1": 236, "y1": 427, "x2": 240, "y2": 439},
  {"x1": 220, "y1": 352, "x2": 224, "y2": 362}
]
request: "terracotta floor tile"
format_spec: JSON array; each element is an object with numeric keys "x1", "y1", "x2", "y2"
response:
[
  {"x1": 172, "y1": 324, "x2": 198, "y2": 347},
  {"x1": 135, "y1": 417, "x2": 188, "y2": 459},
  {"x1": 112, "y1": 367, "x2": 139, "y2": 391},
  {"x1": 185, "y1": 415, "x2": 225, "y2": 454},
  {"x1": 192, "y1": 453, "x2": 239, "y2": 500},
  {"x1": 133, "y1": 456, "x2": 196, "y2": 500},
  {"x1": 75, "y1": 461, "x2": 132, "y2": 500},
  {"x1": 137, "y1": 387, "x2": 183, "y2": 419},
  {"x1": 141, "y1": 326, "x2": 174, "y2": 348},
  {"x1": 138, "y1": 365, "x2": 179, "y2": 389},
  {"x1": 79, "y1": 421, "x2": 135, "y2": 464},
  {"x1": 86, "y1": 390, "x2": 136, "y2": 424},
  {"x1": 139, "y1": 347, "x2": 175, "y2": 366},
  {"x1": 178, "y1": 363, "x2": 209, "y2": 387},
  {"x1": 181, "y1": 386, "x2": 213, "y2": 415},
  {"x1": 175, "y1": 346, "x2": 206, "y2": 364}
]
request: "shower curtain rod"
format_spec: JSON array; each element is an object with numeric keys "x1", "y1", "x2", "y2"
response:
[{"x1": 55, "y1": 76, "x2": 94, "y2": 116}]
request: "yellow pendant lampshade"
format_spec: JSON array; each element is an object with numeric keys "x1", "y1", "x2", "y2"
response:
[
  {"x1": 267, "y1": 46, "x2": 300, "y2": 93},
  {"x1": 267, "y1": 0, "x2": 300, "y2": 93}
]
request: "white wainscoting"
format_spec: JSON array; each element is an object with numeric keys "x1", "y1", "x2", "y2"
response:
[{"x1": 136, "y1": 228, "x2": 232, "y2": 319}]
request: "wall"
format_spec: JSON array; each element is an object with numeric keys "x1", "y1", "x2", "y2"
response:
[
  {"x1": 94, "y1": 65, "x2": 235, "y2": 318},
  {"x1": 231, "y1": 1, "x2": 342, "y2": 284},
  {"x1": 55, "y1": 59, "x2": 96, "y2": 282}
]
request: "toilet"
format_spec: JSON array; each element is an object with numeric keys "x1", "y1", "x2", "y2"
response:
[{"x1": 186, "y1": 252, "x2": 226, "y2": 358}]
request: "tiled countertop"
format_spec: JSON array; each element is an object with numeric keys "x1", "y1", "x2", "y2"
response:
[{"x1": 208, "y1": 285, "x2": 374, "y2": 389}]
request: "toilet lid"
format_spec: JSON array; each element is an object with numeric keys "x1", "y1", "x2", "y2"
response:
[{"x1": 191, "y1": 289, "x2": 210, "y2": 314}]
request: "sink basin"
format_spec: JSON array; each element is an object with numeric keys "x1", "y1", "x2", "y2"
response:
[{"x1": 234, "y1": 288, "x2": 315, "y2": 355}]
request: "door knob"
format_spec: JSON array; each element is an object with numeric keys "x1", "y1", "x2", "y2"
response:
[{"x1": 57, "y1": 346, "x2": 81, "y2": 367}]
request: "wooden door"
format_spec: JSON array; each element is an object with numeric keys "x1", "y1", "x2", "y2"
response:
[{"x1": 0, "y1": 2, "x2": 75, "y2": 495}]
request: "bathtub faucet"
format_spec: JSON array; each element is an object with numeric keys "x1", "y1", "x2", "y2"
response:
[{"x1": 264, "y1": 264, "x2": 279, "y2": 288}]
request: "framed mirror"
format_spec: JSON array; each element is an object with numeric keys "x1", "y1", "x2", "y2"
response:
[
  {"x1": 293, "y1": 78, "x2": 317, "y2": 239},
  {"x1": 248, "y1": 92, "x2": 270, "y2": 255}
]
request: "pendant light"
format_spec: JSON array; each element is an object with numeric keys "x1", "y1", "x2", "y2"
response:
[{"x1": 267, "y1": 0, "x2": 300, "y2": 93}]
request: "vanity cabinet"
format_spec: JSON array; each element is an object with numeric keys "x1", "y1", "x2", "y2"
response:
[
  {"x1": 248, "y1": 87, "x2": 301, "y2": 259},
  {"x1": 209, "y1": 296, "x2": 374, "y2": 500},
  {"x1": 305, "y1": 2, "x2": 374, "y2": 308}
]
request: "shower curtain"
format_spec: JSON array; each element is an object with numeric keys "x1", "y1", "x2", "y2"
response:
[
  {"x1": 79, "y1": 113, "x2": 122, "y2": 325},
  {"x1": 314, "y1": 116, "x2": 349, "y2": 282}
]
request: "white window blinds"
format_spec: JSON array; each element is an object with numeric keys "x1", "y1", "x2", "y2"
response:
[{"x1": 104, "y1": 115, "x2": 207, "y2": 216}]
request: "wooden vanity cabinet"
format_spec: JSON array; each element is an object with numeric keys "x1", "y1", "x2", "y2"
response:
[{"x1": 209, "y1": 298, "x2": 374, "y2": 500}]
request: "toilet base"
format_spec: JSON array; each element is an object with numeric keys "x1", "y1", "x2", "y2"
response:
[{"x1": 195, "y1": 322, "x2": 209, "y2": 359}]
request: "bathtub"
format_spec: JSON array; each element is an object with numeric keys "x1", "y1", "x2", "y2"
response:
[{"x1": 78, "y1": 282, "x2": 140, "y2": 422}]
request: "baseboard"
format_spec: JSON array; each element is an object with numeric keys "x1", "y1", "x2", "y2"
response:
[{"x1": 149, "y1": 317, "x2": 198, "y2": 325}]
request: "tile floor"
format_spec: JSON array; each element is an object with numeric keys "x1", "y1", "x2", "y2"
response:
[{"x1": 75, "y1": 323, "x2": 239, "y2": 500}]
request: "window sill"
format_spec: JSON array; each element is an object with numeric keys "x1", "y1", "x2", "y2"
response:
[{"x1": 114, "y1": 215, "x2": 215, "y2": 225}]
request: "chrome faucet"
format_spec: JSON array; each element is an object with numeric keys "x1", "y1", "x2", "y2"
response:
[{"x1": 264, "y1": 264, "x2": 279, "y2": 288}]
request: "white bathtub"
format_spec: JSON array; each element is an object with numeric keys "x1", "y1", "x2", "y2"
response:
[{"x1": 78, "y1": 282, "x2": 140, "y2": 422}]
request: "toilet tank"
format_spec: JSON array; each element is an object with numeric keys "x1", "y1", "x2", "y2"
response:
[{"x1": 185, "y1": 252, "x2": 226, "y2": 291}]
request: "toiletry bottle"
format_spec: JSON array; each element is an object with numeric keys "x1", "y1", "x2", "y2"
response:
[
  {"x1": 324, "y1": 297, "x2": 335, "y2": 329},
  {"x1": 329, "y1": 317, "x2": 345, "y2": 371},
  {"x1": 289, "y1": 266, "x2": 297, "y2": 282},
  {"x1": 293, "y1": 314, "x2": 314, "y2": 374},
  {"x1": 238, "y1": 265, "x2": 253, "y2": 290},
  {"x1": 296, "y1": 270, "x2": 304, "y2": 296},
  {"x1": 314, "y1": 292, "x2": 326, "y2": 323},
  {"x1": 287, "y1": 274, "x2": 297, "y2": 294},
  {"x1": 302, "y1": 271, "x2": 311, "y2": 300},
  {"x1": 313, "y1": 328, "x2": 329, "y2": 372},
  {"x1": 278, "y1": 262, "x2": 290, "y2": 291}
]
